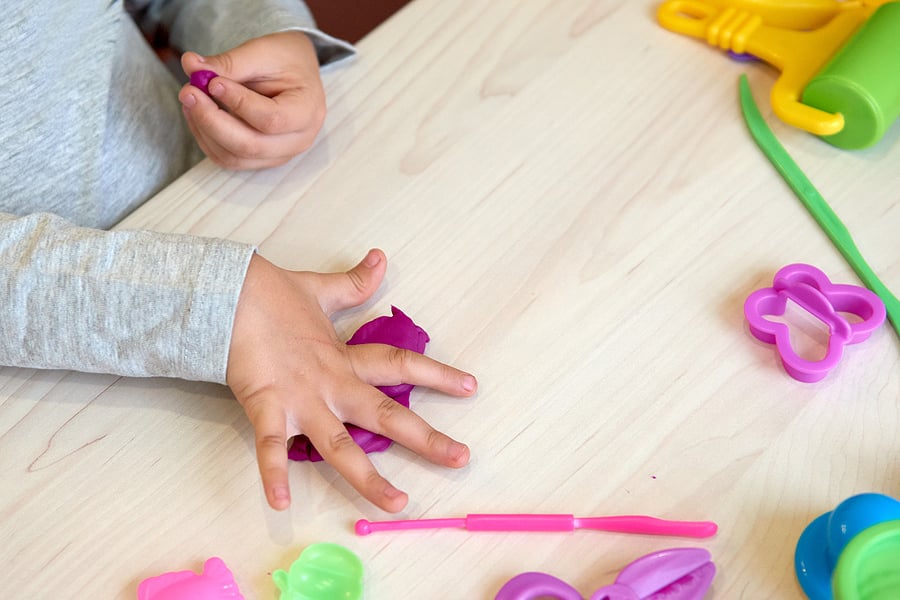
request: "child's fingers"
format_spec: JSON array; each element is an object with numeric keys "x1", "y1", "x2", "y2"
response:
[
  {"x1": 312, "y1": 249, "x2": 388, "y2": 315},
  {"x1": 182, "y1": 32, "x2": 318, "y2": 88},
  {"x1": 303, "y1": 408, "x2": 409, "y2": 513},
  {"x1": 349, "y1": 344, "x2": 478, "y2": 398},
  {"x1": 185, "y1": 110, "x2": 291, "y2": 170},
  {"x1": 182, "y1": 49, "x2": 262, "y2": 86},
  {"x1": 244, "y1": 398, "x2": 292, "y2": 510},
  {"x1": 179, "y1": 87, "x2": 300, "y2": 169},
  {"x1": 183, "y1": 107, "x2": 292, "y2": 170},
  {"x1": 207, "y1": 77, "x2": 324, "y2": 137},
  {"x1": 341, "y1": 383, "x2": 471, "y2": 469}
]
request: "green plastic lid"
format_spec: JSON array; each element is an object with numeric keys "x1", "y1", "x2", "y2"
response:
[{"x1": 833, "y1": 520, "x2": 900, "y2": 600}]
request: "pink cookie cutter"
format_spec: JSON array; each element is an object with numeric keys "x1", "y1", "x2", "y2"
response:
[
  {"x1": 743, "y1": 264, "x2": 885, "y2": 382},
  {"x1": 137, "y1": 557, "x2": 244, "y2": 600},
  {"x1": 494, "y1": 547, "x2": 715, "y2": 600}
]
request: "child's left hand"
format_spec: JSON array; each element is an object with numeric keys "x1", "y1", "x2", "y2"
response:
[
  {"x1": 225, "y1": 250, "x2": 477, "y2": 513},
  {"x1": 179, "y1": 31, "x2": 326, "y2": 170}
]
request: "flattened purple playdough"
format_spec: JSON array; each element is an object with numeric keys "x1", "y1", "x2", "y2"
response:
[
  {"x1": 288, "y1": 306, "x2": 429, "y2": 462},
  {"x1": 189, "y1": 70, "x2": 218, "y2": 96}
]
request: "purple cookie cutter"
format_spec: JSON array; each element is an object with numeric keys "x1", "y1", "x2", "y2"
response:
[
  {"x1": 288, "y1": 306, "x2": 429, "y2": 461},
  {"x1": 743, "y1": 263, "x2": 885, "y2": 382},
  {"x1": 494, "y1": 547, "x2": 715, "y2": 600}
]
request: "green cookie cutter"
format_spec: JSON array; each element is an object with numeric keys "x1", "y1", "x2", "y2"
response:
[{"x1": 273, "y1": 542, "x2": 364, "y2": 600}]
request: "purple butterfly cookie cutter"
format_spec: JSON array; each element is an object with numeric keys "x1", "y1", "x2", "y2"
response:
[
  {"x1": 743, "y1": 264, "x2": 885, "y2": 383},
  {"x1": 494, "y1": 547, "x2": 715, "y2": 600}
]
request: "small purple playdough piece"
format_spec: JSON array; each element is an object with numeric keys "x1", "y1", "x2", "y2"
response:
[
  {"x1": 189, "y1": 70, "x2": 219, "y2": 96},
  {"x1": 288, "y1": 306, "x2": 430, "y2": 462},
  {"x1": 137, "y1": 557, "x2": 244, "y2": 600},
  {"x1": 727, "y1": 50, "x2": 758, "y2": 63}
]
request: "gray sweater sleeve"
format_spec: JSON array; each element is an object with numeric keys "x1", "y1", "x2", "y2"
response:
[
  {"x1": 0, "y1": 1, "x2": 355, "y2": 383},
  {"x1": 131, "y1": 0, "x2": 355, "y2": 65},
  {"x1": 0, "y1": 213, "x2": 255, "y2": 384}
]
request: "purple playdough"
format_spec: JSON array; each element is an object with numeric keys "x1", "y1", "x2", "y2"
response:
[
  {"x1": 288, "y1": 306, "x2": 430, "y2": 462},
  {"x1": 189, "y1": 70, "x2": 219, "y2": 96}
]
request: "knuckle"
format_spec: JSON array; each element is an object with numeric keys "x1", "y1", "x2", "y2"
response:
[
  {"x1": 374, "y1": 395, "x2": 401, "y2": 424},
  {"x1": 258, "y1": 110, "x2": 287, "y2": 135},
  {"x1": 256, "y1": 432, "x2": 286, "y2": 451},
  {"x1": 425, "y1": 426, "x2": 443, "y2": 450},
  {"x1": 437, "y1": 362, "x2": 457, "y2": 384},
  {"x1": 324, "y1": 428, "x2": 357, "y2": 454},
  {"x1": 240, "y1": 388, "x2": 271, "y2": 418},
  {"x1": 344, "y1": 269, "x2": 370, "y2": 297},
  {"x1": 387, "y1": 346, "x2": 413, "y2": 373},
  {"x1": 228, "y1": 89, "x2": 247, "y2": 114},
  {"x1": 216, "y1": 53, "x2": 235, "y2": 76},
  {"x1": 364, "y1": 469, "x2": 384, "y2": 489}
]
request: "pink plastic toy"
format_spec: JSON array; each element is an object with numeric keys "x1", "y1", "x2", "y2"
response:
[
  {"x1": 744, "y1": 263, "x2": 885, "y2": 382},
  {"x1": 494, "y1": 547, "x2": 715, "y2": 600},
  {"x1": 355, "y1": 513, "x2": 717, "y2": 538},
  {"x1": 137, "y1": 557, "x2": 244, "y2": 600},
  {"x1": 288, "y1": 306, "x2": 429, "y2": 461}
]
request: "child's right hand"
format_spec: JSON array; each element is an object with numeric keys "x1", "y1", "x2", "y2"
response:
[
  {"x1": 225, "y1": 250, "x2": 478, "y2": 512},
  {"x1": 178, "y1": 31, "x2": 327, "y2": 170}
]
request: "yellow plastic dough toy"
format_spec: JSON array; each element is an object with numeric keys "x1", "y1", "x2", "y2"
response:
[{"x1": 657, "y1": 0, "x2": 900, "y2": 148}]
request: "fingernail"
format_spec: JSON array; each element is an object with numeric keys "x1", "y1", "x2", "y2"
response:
[
  {"x1": 384, "y1": 484, "x2": 404, "y2": 499},
  {"x1": 462, "y1": 374, "x2": 477, "y2": 392},
  {"x1": 182, "y1": 93, "x2": 197, "y2": 108},
  {"x1": 363, "y1": 250, "x2": 382, "y2": 267},
  {"x1": 449, "y1": 442, "x2": 470, "y2": 465},
  {"x1": 209, "y1": 81, "x2": 225, "y2": 97},
  {"x1": 272, "y1": 485, "x2": 291, "y2": 505},
  {"x1": 195, "y1": 54, "x2": 207, "y2": 63}
]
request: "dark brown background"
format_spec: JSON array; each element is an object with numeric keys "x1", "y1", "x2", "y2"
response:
[{"x1": 305, "y1": 0, "x2": 412, "y2": 43}]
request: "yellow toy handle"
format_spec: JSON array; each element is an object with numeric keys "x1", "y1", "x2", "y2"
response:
[
  {"x1": 657, "y1": 0, "x2": 860, "y2": 33},
  {"x1": 656, "y1": 0, "x2": 883, "y2": 136}
]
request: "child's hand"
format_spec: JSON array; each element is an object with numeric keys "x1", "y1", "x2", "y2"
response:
[
  {"x1": 178, "y1": 31, "x2": 326, "y2": 170},
  {"x1": 226, "y1": 250, "x2": 478, "y2": 512}
]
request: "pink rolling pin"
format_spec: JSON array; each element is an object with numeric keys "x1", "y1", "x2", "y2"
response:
[{"x1": 354, "y1": 514, "x2": 717, "y2": 538}]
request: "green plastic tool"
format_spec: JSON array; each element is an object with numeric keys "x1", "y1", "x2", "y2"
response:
[{"x1": 739, "y1": 74, "x2": 900, "y2": 339}]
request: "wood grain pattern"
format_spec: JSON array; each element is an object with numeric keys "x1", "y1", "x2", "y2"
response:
[{"x1": 3, "y1": 1, "x2": 900, "y2": 598}]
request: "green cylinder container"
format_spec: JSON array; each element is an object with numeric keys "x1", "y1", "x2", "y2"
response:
[{"x1": 802, "y1": 2, "x2": 900, "y2": 149}]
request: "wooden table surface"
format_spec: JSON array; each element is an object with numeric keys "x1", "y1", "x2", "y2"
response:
[{"x1": 3, "y1": 1, "x2": 900, "y2": 598}]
